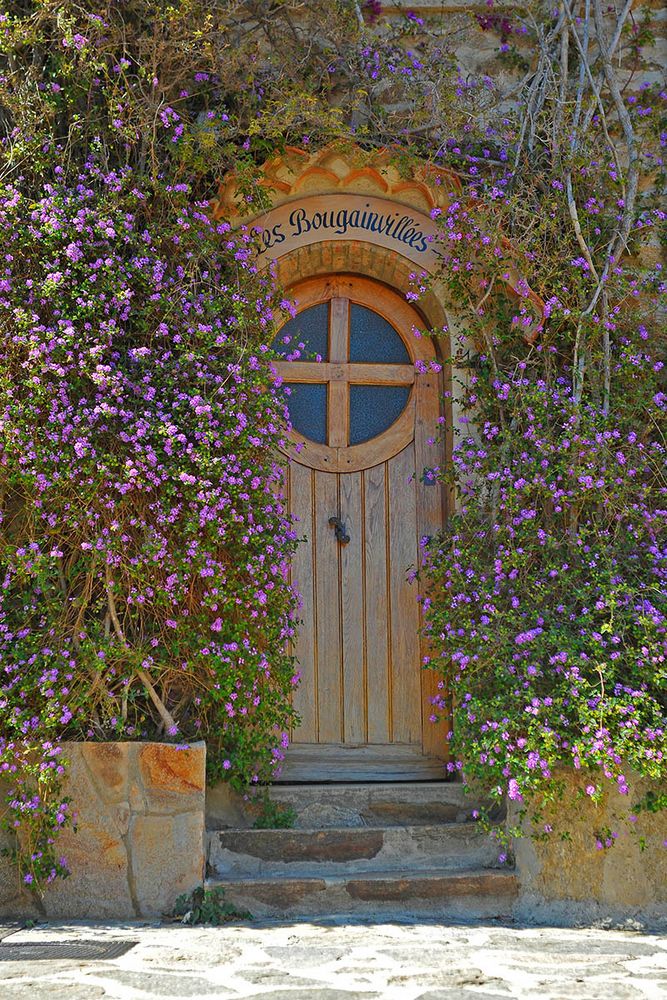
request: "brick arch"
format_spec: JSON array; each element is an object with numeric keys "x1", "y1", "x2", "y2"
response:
[
  {"x1": 273, "y1": 239, "x2": 448, "y2": 337},
  {"x1": 212, "y1": 143, "x2": 459, "y2": 224}
]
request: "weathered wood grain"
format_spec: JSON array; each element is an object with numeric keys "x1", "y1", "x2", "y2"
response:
[
  {"x1": 388, "y1": 442, "x2": 421, "y2": 744},
  {"x1": 279, "y1": 275, "x2": 448, "y2": 778},
  {"x1": 277, "y1": 743, "x2": 445, "y2": 782},
  {"x1": 340, "y1": 472, "x2": 365, "y2": 743},
  {"x1": 289, "y1": 461, "x2": 318, "y2": 742},
  {"x1": 314, "y1": 471, "x2": 342, "y2": 742}
]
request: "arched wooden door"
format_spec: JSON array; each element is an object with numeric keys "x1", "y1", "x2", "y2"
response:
[{"x1": 275, "y1": 275, "x2": 446, "y2": 781}]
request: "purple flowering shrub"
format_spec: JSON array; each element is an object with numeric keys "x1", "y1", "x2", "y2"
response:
[
  {"x1": 406, "y1": 12, "x2": 667, "y2": 839},
  {"x1": 0, "y1": 166, "x2": 298, "y2": 889},
  {"x1": 1, "y1": 0, "x2": 665, "y2": 884},
  {"x1": 421, "y1": 322, "x2": 666, "y2": 829}
]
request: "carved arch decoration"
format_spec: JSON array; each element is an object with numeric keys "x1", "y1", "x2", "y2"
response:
[
  {"x1": 211, "y1": 143, "x2": 545, "y2": 341},
  {"x1": 212, "y1": 144, "x2": 456, "y2": 222}
]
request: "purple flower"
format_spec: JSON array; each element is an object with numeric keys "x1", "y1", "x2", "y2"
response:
[{"x1": 508, "y1": 778, "x2": 523, "y2": 801}]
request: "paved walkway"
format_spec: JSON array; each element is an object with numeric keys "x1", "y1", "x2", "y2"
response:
[{"x1": 0, "y1": 917, "x2": 666, "y2": 999}]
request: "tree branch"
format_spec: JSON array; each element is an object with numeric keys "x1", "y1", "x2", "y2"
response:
[{"x1": 105, "y1": 564, "x2": 177, "y2": 733}]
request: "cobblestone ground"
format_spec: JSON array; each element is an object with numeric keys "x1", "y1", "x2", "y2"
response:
[{"x1": 0, "y1": 917, "x2": 666, "y2": 999}]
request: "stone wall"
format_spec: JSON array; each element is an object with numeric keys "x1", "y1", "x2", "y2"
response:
[
  {"x1": 0, "y1": 741, "x2": 206, "y2": 920},
  {"x1": 511, "y1": 770, "x2": 667, "y2": 928},
  {"x1": 2, "y1": 748, "x2": 663, "y2": 924}
]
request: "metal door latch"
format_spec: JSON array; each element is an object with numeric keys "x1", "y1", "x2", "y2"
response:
[{"x1": 328, "y1": 516, "x2": 350, "y2": 545}]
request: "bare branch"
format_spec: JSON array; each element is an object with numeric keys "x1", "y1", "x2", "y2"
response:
[
  {"x1": 105, "y1": 564, "x2": 177, "y2": 733},
  {"x1": 593, "y1": 0, "x2": 639, "y2": 264}
]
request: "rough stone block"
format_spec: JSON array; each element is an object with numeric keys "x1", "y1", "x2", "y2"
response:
[
  {"x1": 27, "y1": 747, "x2": 132, "y2": 919},
  {"x1": 512, "y1": 768, "x2": 667, "y2": 925},
  {"x1": 206, "y1": 781, "x2": 248, "y2": 830},
  {"x1": 130, "y1": 812, "x2": 205, "y2": 916},
  {"x1": 0, "y1": 854, "x2": 37, "y2": 921},
  {"x1": 344, "y1": 870, "x2": 518, "y2": 903},
  {"x1": 295, "y1": 803, "x2": 366, "y2": 829},
  {"x1": 79, "y1": 743, "x2": 129, "y2": 803},
  {"x1": 45, "y1": 827, "x2": 135, "y2": 921},
  {"x1": 0, "y1": 742, "x2": 206, "y2": 920},
  {"x1": 138, "y1": 743, "x2": 206, "y2": 814}
]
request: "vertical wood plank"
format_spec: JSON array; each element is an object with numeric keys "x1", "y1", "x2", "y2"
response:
[
  {"x1": 340, "y1": 472, "x2": 365, "y2": 743},
  {"x1": 314, "y1": 471, "x2": 343, "y2": 742},
  {"x1": 328, "y1": 381, "x2": 349, "y2": 448},
  {"x1": 388, "y1": 442, "x2": 422, "y2": 743},
  {"x1": 364, "y1": 463, "x2": 390, "y2": 743},
  {"x1": 289, "y1": 461, "x2": 318, "y2": 743},
  {"x1": 414, "y1": 373, "x2": 445, "y2": 540},
  {"x1": 415, "y1": 370, "x2": 449, "y2": 762},
  {"x1": 330, "y1": 298, "x2": 349, "y2": 362}
]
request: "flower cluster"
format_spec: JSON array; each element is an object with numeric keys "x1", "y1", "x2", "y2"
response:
[
  {"x1": 0, "y1": 163, "x2": 299, "y2": 889},
  {"x1": 1, "y1": 0, "x2": 665, "y2": 887},
  {"x1": 421, "y1": 328, "x2": 666, "y2": 824}
]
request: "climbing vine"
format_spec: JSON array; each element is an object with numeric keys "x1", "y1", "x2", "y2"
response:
[
  {"x1": 0, "y1": 1, "x2": 664, "y2": 892},
  {"x1": 414, "y1": 0, "x2": 666, "y2": 847}
]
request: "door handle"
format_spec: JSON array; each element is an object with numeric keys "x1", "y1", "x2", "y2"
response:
[{"x1": 328, "y1": 516, "x2": 350, "y2": 545}]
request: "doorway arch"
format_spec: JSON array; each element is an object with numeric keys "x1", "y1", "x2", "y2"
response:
[
  {"x1": 216, "y1": 144, "x2": 543, "y2": 780},
  {"x1": 275, "y1": 274, "x2": 447, "y2": 781}
]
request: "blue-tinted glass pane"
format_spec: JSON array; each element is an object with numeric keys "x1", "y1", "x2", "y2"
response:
[
  {"x1": 273, "y1": 303, "x2": 329, "y2": 360},
  {"x1": 349, "y1": 385, "x2": 410, "y2": 445},
  {"x1": 349, "y1": 304, "x2": 410, "y2": 364},
  {"x1": 284, "y1": 382, "x2": 328, "y2": 444}
]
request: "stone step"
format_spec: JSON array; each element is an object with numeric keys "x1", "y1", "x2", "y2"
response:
[
  {"x1": 207, "y1": 867, "x2": 518, "y2": 920},
  {"x1": 207, "y1": 822, "x2": 502, "y2": 879},
  {"x1": 258, "y1": 781, "x2": 499, "y2": 829}
]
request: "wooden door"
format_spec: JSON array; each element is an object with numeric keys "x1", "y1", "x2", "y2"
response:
[{"x1": 274, "y1": 275, "x2": 446, "y2": 781}]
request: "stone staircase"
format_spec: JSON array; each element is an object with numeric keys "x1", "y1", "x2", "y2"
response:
[{"x1": 206, "y1": 782, "x2": 518, "y2": 920}]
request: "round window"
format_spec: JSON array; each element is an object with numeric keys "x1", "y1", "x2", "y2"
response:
[
  {"x1": 272, "y1": 277, "x2": 430, "y2": 473},
  {"x1": 275, "y1": 302, "x2": 412, "y2": 446}
]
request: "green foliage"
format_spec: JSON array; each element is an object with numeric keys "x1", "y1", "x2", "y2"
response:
[
  {"x1": 632, "y1": 790, "x2": 667, "y2": 815},
  {"x1": 251, "y1": 793, "x2": 297, "y2": 829},
  {"x1": 172, "y1": 885, "x2": 252, "y2": 924},
  {"x1": 0, "y1": 0, "x2": 664, "y2": 888},
  {"x1": 0, "y1": 745, "x2": 74, "y2": 892}
]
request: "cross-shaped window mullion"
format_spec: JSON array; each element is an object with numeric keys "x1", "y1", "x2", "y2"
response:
[
  {"x1": 273, "y1": 363, "x2": 414, "y2": 385},
  {"x1": 272, "y1": 296, "x2": 415, "y2": 450},
  {"x1": 328, "y1": 297, "x2": 350, "y2": 448}
]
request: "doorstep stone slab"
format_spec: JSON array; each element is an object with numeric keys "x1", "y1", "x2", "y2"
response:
[
  {"x1": 267, "y1": 782, "x2": 481, "y2": 822},
  {"x1": 214, "y1": 828, "x2": 385, "y2": 863},
  {"x1": 212, "y1": 867, "x2": 519, "y2": 920},
  {"x1": 343, "y1": 869, "x2": 518, "y2": 904},
  {"x1": 208, "y1": 822, "x2": 500, "y2": 878},
  {"x1": 207, "y1": 780, "x2": 490, "y2": 830}
]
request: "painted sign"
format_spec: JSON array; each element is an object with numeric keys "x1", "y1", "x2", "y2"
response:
[
  {"x1": 249, "y1": 194, "x2": 441, "y2": 271},
  {"x1": 246, "y1": 192, "x2": 544, "y2": 338}
]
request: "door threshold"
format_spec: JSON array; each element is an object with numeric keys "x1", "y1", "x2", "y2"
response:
[{"x1": 275, "y1": 742, "x2": 448, "y2": 783}]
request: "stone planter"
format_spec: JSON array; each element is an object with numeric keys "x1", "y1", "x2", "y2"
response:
[
  {"x1": 510, "y1": 768, "x2": 667, "y2": 927},
  {"x1": 0, "y1": 741, "x2": 206, "y2": 920}
]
